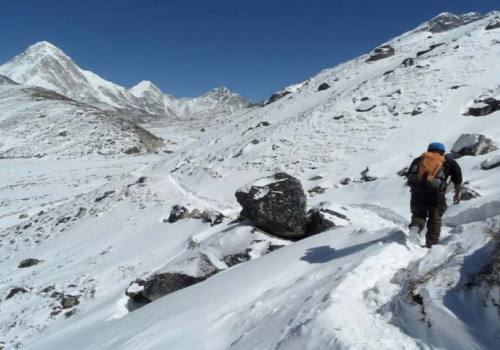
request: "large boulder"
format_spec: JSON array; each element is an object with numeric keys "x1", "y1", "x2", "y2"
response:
[
  {"x1": 451, "y1": 134, "x2": 496, "y2": 157},
  {"x1": 235, "y1": 172, "x2": 307, "y2": 238},
  {"x1": 485, "y1": 18, "x2": 500, "y2": 30},
  {"x1": 466, "y1": 97, "x2": 500, "y2": 116},
  {"x1": 366, "y1": 45, "x2": 395, "y2": 62}
]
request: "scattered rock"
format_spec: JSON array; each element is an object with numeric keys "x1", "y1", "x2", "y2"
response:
[
  {"x1": 308, "y1": 186, "x2": 327, "y2": 196},
  {"x1": 235, "y1": 172, "x2": 307, "y2": 238},
  {"x1": 411, "y1": 102, "x2": 428, "y2": 116},
  {"x1": 401, "y1": 57, "x2": 414, "y2": 67},
  {"x1": 451, "y1": 134, "x2": 497, "y2": 157},
  {"x1": 167, "y1": 205, "x2": 190, "y2": 223},
  {"x1": 355, "y1": 99, "x2": 377, "y2": 112},
  {"x1": 466, "y1": 96, "x2": 500, "y2": 116},
  {"x1": 60, "y1": 294, "x2": 80, "y2": 309},
  {"x1": 360, "y1": 167, "x2": 378, "y2": 182},
  {"x1": 6, "y1": 287, "x2": 28, "y2": 300},
  {"x1": 256, "y1": 121, "x2": 270, "y2": 127},
  {"x1": 333, "y1": 115, "x2": 345, "y2": 120},
  {"x1": 18, "y1": 258, "x2": 42, "y2": 268},
  {"x1": 75, "y1": 207, "x2": 87, "y2": 218},
  {"x1": 264, "y1": 90, "x2": 291, "y2": 105},
  {"x1": 306, "y1": 209, "x2": 336, "y2": 235},
  {"x1": 481, "y1": 154, "x2": 500, "y2": 170},
  {"x1": 39, "y1": 285, "x2": 56, "y2": 294},
  {"x1": 201, "y1": 210, "x2": 225, "y2": 226},
  {"x1": 383, "y1": 70, "x2": 394, "y2": 76},
  {"x1": 18, "y1": 213, "x2": 28, "y2": 219},
  {"x1": 308, "y1": 175, "x2": 323, "y2": 181},
  {"x1": 64, "y1": 309, "x2": 78, "y2": 318},
  {"x1": 58, "y1": 131, "x2": 67, "y2": 137},
  {"x1": 94, "y1": 190, "x2": 115, "y2": 202},
  {"x1": 56, "y1": 216, "x2": 71, "y2": 225},
  {"x1": 124, "y1": 146, "x2": 141, "y2": 155},
  {"x1": 317, "y1": 82, "x2": 330, "y2": 91},
  {"x1": 366, "y1": 45, "x2": 395, "y2": 62},
  {"x1": 339, "y1": 177, "x2": 352, "y2": 185},
  {"x1": 416, "y1": 43, "x2": 444, "y2": 57},
  {"x1": 485, "y1": 19, "x2": 500, "y2": 30},
  {"x1": 460, "y1": 185, "x2": 481, "y2": 201}
]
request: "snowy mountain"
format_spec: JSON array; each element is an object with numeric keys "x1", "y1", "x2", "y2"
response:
[
  {"x1": 0, "y1": 41, "x2": 251, "y2": 118},
  {"x1": 1, "y1": 11, "x2": 500, "y2": 350}
]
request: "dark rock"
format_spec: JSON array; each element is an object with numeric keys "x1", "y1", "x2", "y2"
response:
[
  {"x1": 6, "y1": 287, "x2": 28, "y2": 300},
  {"x1": 201, "y1": 210, "x2": 225, "y2": 226},
  {"x1": 308, "y1": 175, "x2": 324, "y2": 181},
  {"x1": 339, "y1": 178, "x2": 352, "y2": 185},
  {"x1": 58, "y1": 131, "x2": 67, "y2": 137},
  {"x1": 64, "y1": 309, "x2": 78, "y2": 318},
  {"x1": 383, "y1": 70, "x2": 394, "y2": 76},
  {"x1": 40, "y1": 285, "x2": 55, "y2": 294},
  {"x1": 18, "y1": 213, "x2": 28, "y2": 219},
  {"x1": 264, "y1": 90, "x2": 291, "y2": 105},
  {"x1": 451, "y1": 134, "x2": 497, "y2": 157},
  {"x1": 450, "y1": 85, "x2": 464, "y2": 90},
  {"x1": 333, "y1": 115, "x2": 345, "y2": 120},
  {"x1": 60, "y1": 294, "x2": 80, "y2": 309},
  {"x1": 94, "y1": 190, "x2": 115, "y2": 202},
  {"x1": 167, "y1": 205, "x2": 190, "y2": 223},
  {"x1": 223, "y1": 249, "x2": 251, "y2": 267},
  {"x1": 235, "y1": 172, "x2": 307, "y2": 238},
  {"x1": 126, "y1": 269, "x2": 216, "y2": 303},
  {"x1": 485, "y1": 19, "x2": 500, "y2": 30},
  {"x1": 308, "y1": 186, "x2": 327, "y2": 196},
  {"x1": 124, "y1": 146, "x2": 141, "y2": 155},
  {"x1": 267, "y1": 244, "x2": 285, "y2": 252},
  {"x1": 18, "y1": 258, "x2": 42, "y2": 268},
  {"x1": 50, "y1": 291, "x2": 62, "y2": 298},
  {"x1": 317, "y1": 83, "x2": 330, "y2": 91},
  {"x1": 416, "y1": 43, "x2": 444, "y2": 57},
  {"x1": 50, "y1": 309, "x2": 62, "y2": 317},
  {"x1": 360, "y1": 167, "x2": 378, "y2": 182},
  {"x1": 366, "y1": 45, "x2": 395, "y2": 62},
  {"x1": 401, "y1": 57, "x2": 414, "y2": 67},
  {"x1": 460, "y1": 185, "x2": 481, "y2": 201},
  {"x1": 306, "y1": 209, "x2": 336, "y2": 235},
  {"x1": 397, "y1": 167, "x2": 409, "y2": 177},
  {"x1": 466, "y1": 97, "x2": 500, "y2": 116},
  {"x1": 481, "y1": 155, "x2": 500, "y2": 170},
  {"x1": 257, "y1": 121, "x2": 270, "y2": 127}
]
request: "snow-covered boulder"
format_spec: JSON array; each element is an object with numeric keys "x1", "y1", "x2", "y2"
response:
[
  {"x1": 355, "y1": 98, "x2": 377, "y2": 112},
  {"x1": 366, "y1": 45, "x2": 395, "y2": 62},
  {"x1": 167, "y1": 205, "x2": 190, "y2": 223},
  {"x1": 481, "y1": 154, "x2": 500, "y2": 170},
  {"x1": 450, "y1": 134, "x2": 496, "y2": 157},
  {"x1": 235, "y1": 172, "x2": 307, "y2": 238},
  {"x1": 317, "y1": 82, "x2": 330, "y2": 91}
]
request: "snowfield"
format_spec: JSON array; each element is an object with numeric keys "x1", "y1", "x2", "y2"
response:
[{"x1": 1, "y1": 11, "x2": 500, "y2": 350}]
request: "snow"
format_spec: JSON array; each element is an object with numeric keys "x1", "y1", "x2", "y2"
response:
[{"x1": 1, "y1": 10, "x2": 500, "y2": 350}]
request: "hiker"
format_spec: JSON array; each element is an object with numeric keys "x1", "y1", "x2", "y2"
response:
[{"x1": 407, "y1": 142, "x2": 462, "y2": 248}]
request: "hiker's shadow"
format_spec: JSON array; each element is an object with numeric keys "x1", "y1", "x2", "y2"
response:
[{"x1": 300, "y1": 230, "x2": 405, "y2": 264}]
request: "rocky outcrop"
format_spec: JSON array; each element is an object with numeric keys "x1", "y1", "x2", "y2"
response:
[
  {"x1": 167, "y1": 205, "x2": 190, "y2": 223},
  {"x1": 236, "y1": 172, "x2": 307, "y2": 238},
  {"x1": 419, "y1": 12, "x2": 483, "y2": 33},
  {"x1": 416, "y1": 43, "x2": 444, "y2": 57},
  {"x1": 451, "y1": 134, "x2": 497, "y2": 157},
  {"x1": 366, "y1": 45, "x2": 395, "y2": 62},
  {"x1": 401, "y1": 58, "x2": 415, "y2": 67},
  {"x1": 264, "y1": 90, "x2": 291, "y2": 106}
]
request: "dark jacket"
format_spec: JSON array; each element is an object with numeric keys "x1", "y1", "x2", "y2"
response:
[{"x1": 408, "y1": 154, "x2": 462, "y2": 193}]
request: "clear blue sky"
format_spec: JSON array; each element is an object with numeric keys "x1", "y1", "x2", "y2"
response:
[{"x1": 0, "y1": 0, "x2": 498, "y2": 101}]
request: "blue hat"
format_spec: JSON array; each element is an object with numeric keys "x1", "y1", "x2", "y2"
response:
[{"x1": 427, "y1": 142, "x2": 446, "y2": 154}]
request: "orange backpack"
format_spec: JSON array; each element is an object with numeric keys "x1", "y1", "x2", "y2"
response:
[{"x1": 407, "y1": 152, "x2": 447, "y2": 191}]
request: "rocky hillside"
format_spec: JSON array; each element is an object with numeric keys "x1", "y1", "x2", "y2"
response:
[
  {"x1": 1, "y1": 11, "x2": 500, "y2": 350},
  {"x1": 0, "y1": 75, "x2": 163, "y2": 159},
  {"x1": 0, "y1": 41, "x2": 251, "y2": 118}
]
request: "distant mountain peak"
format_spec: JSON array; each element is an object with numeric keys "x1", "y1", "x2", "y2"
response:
[
  {"x1": 23, "y1": 41, "x2": 68, "y2": 59},
  {"x1": 418, "y1": 12, "x2": 483, "y2": 33},
  {"x1": 129, "y1": 80, "x2": 163, "y2": 97}
]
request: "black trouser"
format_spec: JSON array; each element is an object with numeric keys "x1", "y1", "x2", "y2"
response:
[{"x1": 410, "y1": 191, "x2": 447, "y2": 247}]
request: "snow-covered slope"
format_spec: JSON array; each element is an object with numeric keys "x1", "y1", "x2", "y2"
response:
[
  {"x1": 0, "y1": 76, "x2": 163, "y2": 159},
  {"x1": 1, "y1": 11, "x2": 500, "y2": 350},
  {"x1": 0, "y1": 41, "x2": 251, "y2": 118}
]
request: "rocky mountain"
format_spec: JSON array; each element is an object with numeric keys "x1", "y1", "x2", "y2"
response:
[
  {"x1": 0, "y1": 41, "x2": 251, "y2": 118},
  {"x1": 1, "y1": 11, "x2": 500, "y2": 350}
]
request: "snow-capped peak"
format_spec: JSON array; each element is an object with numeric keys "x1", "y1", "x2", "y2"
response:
[
  {"x1": 129, "y1": 80, "x2": 163, "y2": 97},
  {"x1": 417, "y1": 11, "x2": 484, "y2": 33},
  {"x1": 23, "y1": 40, "x2": 66, "y2": 57}
]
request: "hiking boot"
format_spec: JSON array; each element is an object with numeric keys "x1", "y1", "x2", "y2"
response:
[{"x1": 408, "y1": 225, "x2": 422, "y2": 244}]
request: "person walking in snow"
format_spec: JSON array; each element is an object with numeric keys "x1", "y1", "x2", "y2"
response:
[{"x1": 406, "y1": 142, "x2": 462, "y2": 248}]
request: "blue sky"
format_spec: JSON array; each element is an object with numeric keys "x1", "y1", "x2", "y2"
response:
[{"x1": 0, "y1": 0, "x2": 498, "y2": 101}]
